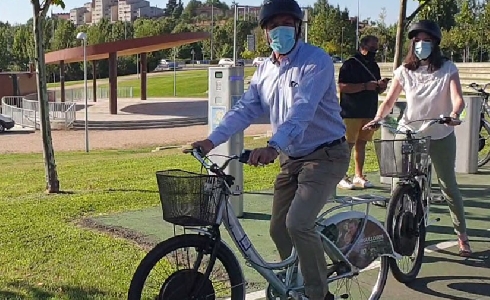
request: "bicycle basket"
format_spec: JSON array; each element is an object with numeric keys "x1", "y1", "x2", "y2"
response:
[
  {"x1": 155, "y1": 169, "x2": 226, "y2": 227},
  {"x1": 373, "y1": 138, "x2": 431, "y2": 178}
]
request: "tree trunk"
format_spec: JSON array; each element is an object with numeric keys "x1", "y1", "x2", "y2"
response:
[
  {"x1": 33, "y1": 8, "x2": 60, "y2": 193},
  {"x1": 393, "y1": 0, "x2": 408, "y2": 70}
]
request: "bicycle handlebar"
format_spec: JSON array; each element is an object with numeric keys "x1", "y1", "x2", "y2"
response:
[
  {"x1": 468, "y1": 82, "x2": 490, "y2": 95},
  {"x1": 182, "y1": 148, "x2": 270, "y2": 177},
  {"x1": 368, "y1": 115, "x2": 460, "y2": 137}
]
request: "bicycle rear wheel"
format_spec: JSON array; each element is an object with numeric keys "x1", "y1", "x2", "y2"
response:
[
  {"x1": 384, "y1": 183, "x2": 426, "y2": 284},
  {"x1": 127, "y1": 234, "x2": 245, "y2": 300},
  {"x1": 478, "y1": 118, "x2": 490, "y2": 167}
]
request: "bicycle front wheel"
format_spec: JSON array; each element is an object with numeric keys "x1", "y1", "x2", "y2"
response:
[
  {"x1": 128, "y1": 234, "x2": 245, "y2": 300},
  {"x1": 384, "y1": 183, "x2": 426, "y2": 284},
  {"x1": 478, "y1": 118, "x2": 490, "y2": 167}
]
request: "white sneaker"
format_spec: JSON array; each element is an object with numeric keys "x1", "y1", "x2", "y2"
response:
[
  {"x1": 337, "y1": 176, "x2": 355, "y2": 190},
  {"x1": 352, "y1": 175, "x2": 374, "y2": 188}
]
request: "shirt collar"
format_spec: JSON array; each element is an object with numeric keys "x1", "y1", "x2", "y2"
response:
[{"x1": 270, "y1": 39, "x2": 304, "y2": 65}]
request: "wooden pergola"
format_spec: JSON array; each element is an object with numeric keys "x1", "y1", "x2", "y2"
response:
[{"x1": 45, "y1": 32, "x2": 210, "y2": 114}]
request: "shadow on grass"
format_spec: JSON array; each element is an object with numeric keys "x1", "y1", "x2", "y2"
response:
[
  {"x1": 3, "y1": 280, "x2": 107, "y2": 299},
  {"x1": 406, "y1": 275, "x2": 490, "y2": 300},
  {"x1": 106, "y1": 188, "x2": 158, "y2": 194},
  {"x1": 76, "y1": 218, "x2": 157, "y2": 251},
  {"x1": 241, "y1": 212, "x2": 271, "y2": 221}
]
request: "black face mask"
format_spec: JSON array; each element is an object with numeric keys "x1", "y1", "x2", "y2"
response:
[{"x1": 364, "y1": 50, "x2": 377, "y2": 61}]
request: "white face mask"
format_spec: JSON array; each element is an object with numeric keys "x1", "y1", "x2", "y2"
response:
[{"x1": 414, "y1": 41, "x2": 433, "y2": 60}]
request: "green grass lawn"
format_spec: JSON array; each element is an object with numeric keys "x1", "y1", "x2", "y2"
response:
[
  {"x1": 0, "y1": 134, "x2": 380, "y2": 299},
  {"x1": 46, "y1": 68, "x2": 256, "y2": 96}
]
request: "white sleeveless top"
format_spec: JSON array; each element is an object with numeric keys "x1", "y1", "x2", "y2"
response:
[{"x1": 394, "y1": 60, "x2": 458, "y2": 140}]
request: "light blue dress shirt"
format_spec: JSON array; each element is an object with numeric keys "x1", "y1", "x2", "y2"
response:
[{"x1": 208, "y1": 40, "x2": 346, "y2": 158}]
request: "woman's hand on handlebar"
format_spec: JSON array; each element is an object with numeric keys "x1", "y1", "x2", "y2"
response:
[
  {"x1": 362, "y1": 117, "x2": 383, "y2": 131},
  {"x1": 446, "y1": 115, "x2": 462, "y2": 127},
  {"x1": 187, "y1": 139, "x2": 215, "y2": 155}
]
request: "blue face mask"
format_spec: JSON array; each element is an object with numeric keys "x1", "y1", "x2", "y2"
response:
[
  {"x1": 268, "y1": 26, "x2": 296, "y2": 54},
  {"x1": 414, "y1": 41, "x2": 432, "y2": 60}
]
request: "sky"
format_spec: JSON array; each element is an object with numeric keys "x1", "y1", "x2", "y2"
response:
[{"x1": 0, "y1": 0, "x2": 419, "y2": 26}]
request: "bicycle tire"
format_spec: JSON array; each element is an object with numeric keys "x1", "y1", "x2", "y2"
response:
[
  {"x1": 127, "y1": 234, "x2": 245, "y2": 300},
  {"x1": 384, "y1": 183, "x2": 426, "y2": 284},
  {"x1": 478, "y1": 119, "x2": 490, "y2": 167}
]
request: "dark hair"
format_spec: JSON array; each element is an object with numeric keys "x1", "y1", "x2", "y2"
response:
[
  {"x1": 403, "y1": 39, "x2": 445, "y2": 72},
  {"x1": 359, "y1": 35, "x2": 378, "y2": 50}
]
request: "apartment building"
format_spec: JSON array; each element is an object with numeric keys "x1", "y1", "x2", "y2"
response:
[
  {"x1": 91, "y1": 0, "x2": 118, "y2": 24},
  {"x1": 70, "y1": 7, "x2": 89, "y2": 26},
  {"x1": 62, "y1": 0, "x2": 163, "y2": 26},
  {"x1": 118, "y1": 0, "x2": 164, "y2": 22}
]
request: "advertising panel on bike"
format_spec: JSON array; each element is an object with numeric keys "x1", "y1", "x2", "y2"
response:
[{"x1": 321, "y1": 218, "x2": 394, "y2": 270}]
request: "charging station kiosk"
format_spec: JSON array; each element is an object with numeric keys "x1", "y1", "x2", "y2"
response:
[{"x1": 208, "y1": 66, "x2": 245, "y2": 217}]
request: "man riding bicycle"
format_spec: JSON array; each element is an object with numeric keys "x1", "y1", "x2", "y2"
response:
[{"x1": 189, "y1": 0, "x2": 349, "y2": 299}]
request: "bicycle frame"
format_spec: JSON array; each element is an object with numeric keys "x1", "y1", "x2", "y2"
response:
[{"x1": 186, "y1": 150, "x2": 400, "y2": 298}]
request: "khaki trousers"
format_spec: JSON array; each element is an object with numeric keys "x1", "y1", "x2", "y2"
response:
[{"x1": 269, "y1": 141, "x2": 350, "y2": 300}]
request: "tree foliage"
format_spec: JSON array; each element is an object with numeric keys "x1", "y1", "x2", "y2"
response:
[{"x1": 0, "y1": 0, "x2": 488, "y2": 81}]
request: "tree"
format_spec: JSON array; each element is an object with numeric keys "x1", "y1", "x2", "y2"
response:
[
  {"x1": 418, "y1": 0, "x2": 458, "y2": 30},
  {"x1": 452, "y1": 0, "x2": 479, "y2": 62},
  {"x1": 393, "y1": 0, "x2": 433, "y2": 69},
  {"x1": 165, "y1": 0, "x2": 178, "y2": 17},
  {"x1": 30, "y1": 0, "x2": 65, "y2": 193}
]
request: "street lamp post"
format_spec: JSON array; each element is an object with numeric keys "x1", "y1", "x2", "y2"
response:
[
  {"x1": 356, "y1": 0, "x2": 360, "y2": 49},
  {"x1": 232, "y1": 4, "x2": 248, "y2": 66},
  {"x1": 302, "y1": 7, "x2": 309, "y2": 43},
  {"x1": 233, "y1": 4, "x2": 238, "y2": 65},
  {"x1": 76, "y1": 32, "x2": 89, "y2": 153},
  {"x1": 341, "y1": 27, "x2": 345, "y2": 61}
]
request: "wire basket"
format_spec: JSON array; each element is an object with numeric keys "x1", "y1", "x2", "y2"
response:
[
  {"x1": 155, "y1": 169, "x2": 226, "y2": 227},
  {"x1": 373, "y1": 138, "x2": 431, "y2": 178}
]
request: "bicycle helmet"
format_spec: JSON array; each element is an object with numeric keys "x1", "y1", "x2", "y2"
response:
[
  {"x1": 407, "y1": 20, "x2": 442, "y2": 45},
  {"x1": 258, "y1": 0, "x2": 303, "y2": 29}
]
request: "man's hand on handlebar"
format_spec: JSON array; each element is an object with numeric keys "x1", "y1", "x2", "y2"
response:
[
  {"x1": 248, "y1": 147, "x2": 278, "y2": 167},
  {"x1": 188, "y1": 139, "x2": 215, "y2": 155}
]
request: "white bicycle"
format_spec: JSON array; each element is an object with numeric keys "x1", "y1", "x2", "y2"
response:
[
  {"x1": 127, "y1": 148, "x2": 401, "y2": 300},
  {"x1": 370, "y1": 115, "x2": 460, "y2": 283}
]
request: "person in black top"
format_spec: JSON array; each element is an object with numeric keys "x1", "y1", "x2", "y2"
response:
[{"x1": 337, "y1": 35, "x2": 388, "y2": 190}]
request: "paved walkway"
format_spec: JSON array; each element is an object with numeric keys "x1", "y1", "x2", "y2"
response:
[
  {"x1": 75, "y1": 97, "x2": 208, "y2": 122},
  {"x1": 92, "y1": 167, "x2": 490, "y2": 300}
]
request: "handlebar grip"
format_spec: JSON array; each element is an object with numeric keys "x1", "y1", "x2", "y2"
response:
[
  {"x1": 183, "y1": 147, "x2": 204, "y2": 155},
  {"x1": 439, "y1": 117, "x2": 461, "y2": 125},
  {"x1": 239, "y1": 149, "x2": 275, "y2": 164},
  {"x1": 239, "y1": 150, "x2": 251, "y2": 163}
]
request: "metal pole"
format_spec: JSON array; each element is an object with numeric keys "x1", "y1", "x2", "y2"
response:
[
  {"x1": 136, "y1": 54, "x2": 139, "y2": 79},
  {"x1": 341, "y1": 27, "x2": 344, "y2": 61},
  {"x1": 83, "y1": 39, "x2": 89, "y2": 153},
  {"x1": 356, "y1": 0, "x2": 360, "y2": 49},
  {"x1": 233, "y1": 4, "x2": 237, "y2": 65},
  {"x1": 211, "y1": 4, "x2": 214, "y2": 61},
  {"x1": 173, "y1": 48, "x2": 176, "y2": 96}
]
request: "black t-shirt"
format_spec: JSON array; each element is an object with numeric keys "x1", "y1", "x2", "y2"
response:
[{"x1": 338, "y1": 52, "x2": 381, "y2": 119}]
